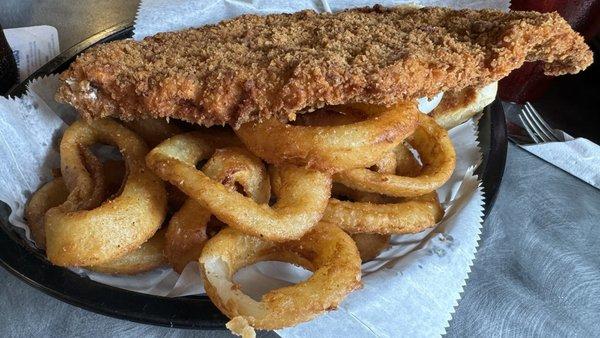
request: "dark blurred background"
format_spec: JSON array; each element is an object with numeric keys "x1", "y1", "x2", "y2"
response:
[
  {"x1": 503, "y1": 0, "x2": 600, "y2": 143},
  {"x1": 533, "y1": 39, "x2": 599, "y2": 144}
]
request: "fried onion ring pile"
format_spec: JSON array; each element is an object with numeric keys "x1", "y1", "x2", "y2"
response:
[
  {"x1": 26, "y1": 97, "x2": 469, "y2": 333},
  {"x1": 33, "y1": 3, "x2": 595, "y2": 332},
  {"x1": 146, "y1": 131, "x2": 331, "y2": 241},
  {"x1": 165, "y1": 147, "x2": 271, "y2": 273}
]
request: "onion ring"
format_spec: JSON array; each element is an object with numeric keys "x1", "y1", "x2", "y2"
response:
[
  {"x1": 165, "y1": 147, "x2": 270, "y2": 273},
  {"x1": 92, "y1": 159, "x2": 167, "y2": 274},
  {"x1": 235, "y1": 102, "x2": 418, "y2": 173},
  {"x1": 27, "y1": 148, "x2": 121, "y2": 250},
  {"x1": 323, "y1": 192, "x2": 444, "y2": 235},
  {"x1": 290, "y1": 107, "x2": 365, "y2": 126},
  {"x1": 146, "y1": 131, "x2": 331, "y2": 241},
  {"x1": 332, "y1": 113, "x2": 455, "y2": 197},
  {"x1": 26, "y1": 175, "x2": 167, "y2": 274},
  {"x1": 45, "y1": 119, "x2": 167, "y2": 267},
  {"x1": 26, "y1": 146, "x2": 108, "y2": 250},
  {"x1": 199, "y1": 222, "x2": 361, "y2": 331}
]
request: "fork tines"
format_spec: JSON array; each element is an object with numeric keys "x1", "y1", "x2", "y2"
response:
[{"x1": 519, "y1": 102, "x2": 562, "y2": 143}]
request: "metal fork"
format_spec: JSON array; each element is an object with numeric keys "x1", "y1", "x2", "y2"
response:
[{"x1": 518, "y1": 102, "x2": 564, "y2": 143}]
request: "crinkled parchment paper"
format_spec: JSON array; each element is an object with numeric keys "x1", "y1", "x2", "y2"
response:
[{"x1": 0, "y1": 0, "x2": 508, "y2": 336}]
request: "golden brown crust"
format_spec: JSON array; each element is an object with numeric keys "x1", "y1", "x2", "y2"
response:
[{"x1": 56, "y1": 6, "x2": 592, "y2": 127}]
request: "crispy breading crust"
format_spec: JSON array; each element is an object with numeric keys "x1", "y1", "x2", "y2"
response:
[{"x1": 56, "y1": 6, "x2": 592, "y2": 127}]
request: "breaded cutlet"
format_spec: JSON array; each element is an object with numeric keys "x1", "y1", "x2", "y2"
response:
[{"x1": 56, "y1": 6, "x2": 593, "y2": 127}]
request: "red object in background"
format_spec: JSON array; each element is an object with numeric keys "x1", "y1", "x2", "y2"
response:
[{"x1": 499, "y1": 1, "x2": 600, "y2": 103}]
